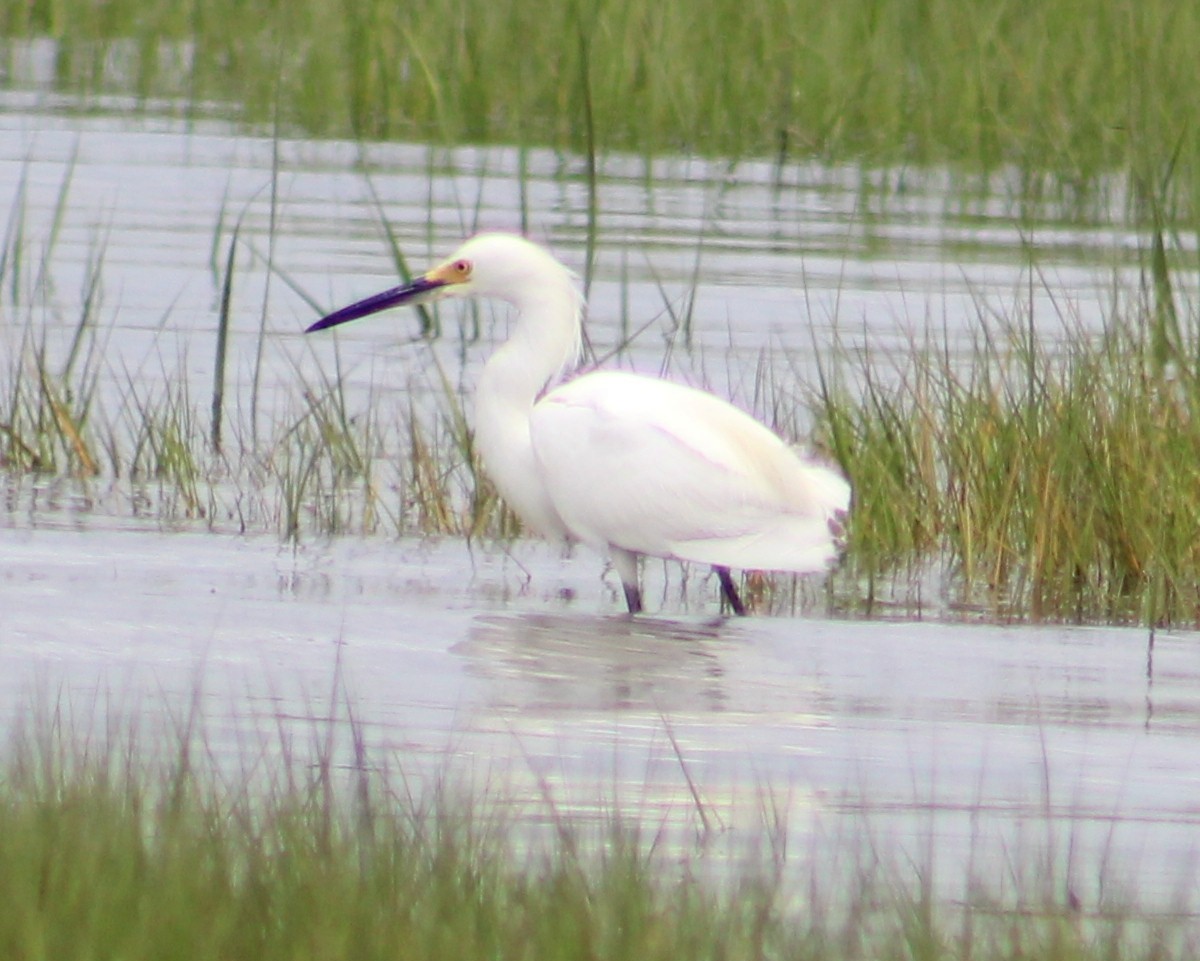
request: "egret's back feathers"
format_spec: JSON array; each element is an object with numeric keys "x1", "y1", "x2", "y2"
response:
[{"x1": 531, "y1": 370, "x2": 850, "y2": 572}]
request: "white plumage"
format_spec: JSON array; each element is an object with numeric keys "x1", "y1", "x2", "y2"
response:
[{"x1": 307, "y1": 232, "x2": 850, "y2": 614}]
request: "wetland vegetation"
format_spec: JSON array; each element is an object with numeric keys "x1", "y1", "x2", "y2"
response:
[{"x1": 817, "y1": 277, "x2": 1200, "y2": 625}]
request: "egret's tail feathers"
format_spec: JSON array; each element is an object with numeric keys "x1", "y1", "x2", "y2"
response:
[{"x1": 668, "y1": 513, "x2": 846, "y2": 575}]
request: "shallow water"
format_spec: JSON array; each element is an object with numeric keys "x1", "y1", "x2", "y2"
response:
[
  {"x1": 4, "y1": 526, "x2": 1200, "y2": 917},
  {"x1": 3, "y1": 95, "x2": 1200, "y2": 917}
]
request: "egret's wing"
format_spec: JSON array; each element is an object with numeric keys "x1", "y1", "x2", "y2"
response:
[{"x1": 530, "y1": 371, "x2": 849, "y2": 572}]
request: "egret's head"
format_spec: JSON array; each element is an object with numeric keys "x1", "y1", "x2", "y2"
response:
[{"x1": 305, "y1": 232, "x2": 578, "y2": 334}]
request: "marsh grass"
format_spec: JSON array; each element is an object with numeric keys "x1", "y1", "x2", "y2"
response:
[
  {"x1": 0, "y1": 707, "x2": 1193, "y2": 961},
  {"x1": 0, "y1": 153, "x2": 511, "y2": 538},
  {"x1": 1, "y1": 297, "x2": 507, "y2": 544},
  {"x1": 4, "y1": 0, "x2": 1200, "y2": 218},
  {"x1": 816, "y1": 247, "x2": 1200, "y2": 624}
]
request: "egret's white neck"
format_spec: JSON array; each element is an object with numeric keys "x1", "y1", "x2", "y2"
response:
[
  {"x1": 471, "y1": 276, "x2": 583, "y2": 541},
  {"x1": 480, "y1": 279, "x2": 583, "y2": 411}
]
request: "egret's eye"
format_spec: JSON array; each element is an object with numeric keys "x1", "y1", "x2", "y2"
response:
[{"x1": 452, "y1": 259, "x2": 472, "y2": 278}]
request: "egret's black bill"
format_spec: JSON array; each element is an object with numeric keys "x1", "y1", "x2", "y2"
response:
[{"x1": 305, "y1": 275, "x2": 445, "y2": 333}]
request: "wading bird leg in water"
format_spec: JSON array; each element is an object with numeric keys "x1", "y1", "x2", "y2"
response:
[
  {"x1": 715, "y1": 566, "x2": 747, "y2": 616},
  {"x1": 611, "y1": 547, "x2": 643, "y2": 614},
  {"x1": 623, "y1": 584, "x2": 644, "y2": 615}
]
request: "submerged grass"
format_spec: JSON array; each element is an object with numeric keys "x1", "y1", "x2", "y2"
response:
[
  {"x1": 0, "y1": 711, "x2": 1193, "y2": 961},
  {"x1": 3, "y1": 0, "x2": 1200, "y2": 217}
]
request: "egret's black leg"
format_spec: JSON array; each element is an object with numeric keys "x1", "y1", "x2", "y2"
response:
[
  {"x1": 622, "y1": 582, "x2": 644, "y2": 614},
  {"x1": 715, "y1": 566, "x2": 747, "y2": 616}
]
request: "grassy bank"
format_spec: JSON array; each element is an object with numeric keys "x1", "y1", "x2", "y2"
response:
[
  {"x1": 0, "y1": 716, "x2": 1193, "y2": 960},
  {"x1": 3, "y1": 0, "x2": 1200, "y2": 217}
]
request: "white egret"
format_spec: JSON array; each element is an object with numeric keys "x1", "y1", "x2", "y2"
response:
[{"x1": 306, "y1": 232, "x2": 850, "y2": 615}]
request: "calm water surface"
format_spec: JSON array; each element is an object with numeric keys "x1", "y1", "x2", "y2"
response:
[
  {"x1": 2, "y1": 96, "x2": 1199, "y2": 917},
  {"x1": 3, "y1": 526, "x2": 1199, "y2": 916}
]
